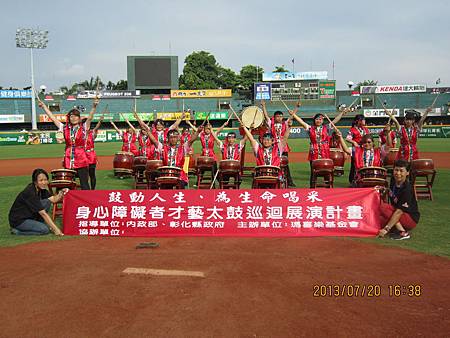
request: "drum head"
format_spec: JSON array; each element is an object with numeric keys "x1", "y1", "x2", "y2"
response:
[{"x1": 241, "y1": 106, "x2": 264, "y2": 129}]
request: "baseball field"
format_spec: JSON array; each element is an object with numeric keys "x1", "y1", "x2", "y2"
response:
[{"x1": 0, "y1": 138, "x2": 449, "y2": 337}]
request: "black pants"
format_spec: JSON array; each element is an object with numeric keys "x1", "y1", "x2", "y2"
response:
[
  {"x1": 76, "y1": 167, "x2": 90, "y2": 190},
  {"x1": 89, "y1": 164, "x2": 97, "y2": 190},
  {"x1": 349, "y1": 158, "x2": 356, "y2": 184},
  {"x1": 282, "y1": 152, "x2": 295, "y2": 187},
  {"x1": 309, "y1": 161, "x2": 314, "y2": 188}
]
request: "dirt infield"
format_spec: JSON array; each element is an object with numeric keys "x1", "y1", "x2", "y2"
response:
[
  {"x1": 0, "y1": 237, "x2": 448, "y2": 337},
  {"x1": 1, "y1": 152, "x2": 450, "y2": 176}
]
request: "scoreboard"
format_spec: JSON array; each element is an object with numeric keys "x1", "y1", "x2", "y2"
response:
[{"x1": 269, "y1": 80, "x2": 336, "y2": 104}]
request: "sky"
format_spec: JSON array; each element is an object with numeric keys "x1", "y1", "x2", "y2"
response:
[{"x1": 0, "y1": 0, "x2": 449, "y2": 91}]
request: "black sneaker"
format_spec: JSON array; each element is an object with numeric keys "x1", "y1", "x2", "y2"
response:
[{"x1": 391, "y1": 231, "x2": 410, "y2": 240}]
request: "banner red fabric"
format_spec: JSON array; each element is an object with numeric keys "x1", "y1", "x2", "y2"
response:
[{"x1": 63, "y1": 189, "x2": 381, "y2": 237}]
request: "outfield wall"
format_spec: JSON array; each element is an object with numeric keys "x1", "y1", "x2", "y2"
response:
[{"x1": 1, "y1": 126, "x2": 449, "y2": 146}]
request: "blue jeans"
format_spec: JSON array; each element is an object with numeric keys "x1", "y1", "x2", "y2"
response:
[{"x1": 11, "y1": 199, "x2": 51, "y2": 236}]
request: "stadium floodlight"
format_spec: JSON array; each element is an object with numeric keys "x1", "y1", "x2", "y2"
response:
[{"x1": 16, "y1": 28, "x2": 49, "y2": 130}]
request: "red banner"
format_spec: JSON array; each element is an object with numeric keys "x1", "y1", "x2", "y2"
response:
[{"x1": 62, "y1": 189, "x2": 381, "y2": 237}]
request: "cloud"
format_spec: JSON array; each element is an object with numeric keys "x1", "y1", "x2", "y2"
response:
[{"x1": 55, "y1": 63, "x2": 85, "y2": 78}]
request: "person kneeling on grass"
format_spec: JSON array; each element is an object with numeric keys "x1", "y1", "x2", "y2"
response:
[
  {"x1": 8, "y1": 168, "x2": 65, "y2": 236},
  {"x1": 378, "y1": 159, "x2": 420, "y2": 240}
]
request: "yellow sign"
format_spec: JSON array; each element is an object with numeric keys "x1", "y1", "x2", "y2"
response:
[
  {"x1": 170, "y1": 89, "x2": 232, "y2": 98},
  {"x1": 156, "y1": 112, "x2": 192, "y2": 121},
  {"x1": 39, "y1": 114, "x2": 67, "y2": 122}
]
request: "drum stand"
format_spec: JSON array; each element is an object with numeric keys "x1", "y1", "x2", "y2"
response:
[
  {"x1": 156, "y1": 177, "x2": 183, "y2": 190},
  {"x1": 196, "y1": 164, "x2": 215, "y2": 189},
  {"x1": 218, "y1": 170, "x2": 241, "y2": 189},
  {"x1": 145, "y1": 170, "x2": 159, "y2": 189},
  {"x1": 311, "y1": 169, "x2": 334, "y2": 188},
  {"x1": 134, "y1": 167, "x2": 147, "y2": 189},
  {"x1": 411, "y1": 169, "x2": 436, "y2": 201},
  {"x1": 252, "y1": 176, "x2": 280, "y2": 189},
  {"x1": 48, "y1": 180, "x2": 77, "y2": 221},
  {"x1": 240, "y1": 141, "x2": 254, "y2": 178}
]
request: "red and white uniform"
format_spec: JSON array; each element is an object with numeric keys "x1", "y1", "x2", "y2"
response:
[
  {"x1": 397, "y1": 126, "x2": 419, "y2": 161},
  {"x1": 181, "y1": 130, "x2": 193, "y2": 155},
  {"x1": 378, "y1": 130, "x2": 397, "y2": 147},
  {"x1": 61, "y1": 122, "x2": 89, "y2": 169},
  {"x1": 156, "y1": 142, "x2": 189, "y2": 182},
  {"x1": 138, "y1": 132, "x2": 156, "y2": 159},
  {"x1": 121, "y1": 131, "x2": 139, "y2": 156},
  {"x1": 152, "y1": 128, "x2": 169, "y2": 159},
  {"x1": 200, "y1": 131, "x2": 217, "y2": 160},
  {"x1": 353, "y1": 147, "x2": 382, "y2": 171},
  {"x1": 254, "y1": 144, "x2": 282, "y2": 167},
  {"x1": 85, "y1": 130, "x2": 97, "y2": 165},
  {"x1": 307, "y1": 125, "x2": 331, "y2": 161},
  {"x1": 268, "y1": 117, "x2": 290, "y2": 152},
  {"x1": 346, "y1": 126, "x2": 370, "y2": 145},
  {"x1": 220, "y1": 141, "x2": 242, "y2": 160}
]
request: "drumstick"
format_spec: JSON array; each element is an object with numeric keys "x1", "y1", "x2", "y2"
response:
[
  {"x1": 324, "y1": 114, "x2": 338, "y2": 132},
  {"x1": 95, "y1": 78, "x2": 100, "y2": 98},
  {"x1": 251, "y1": 108, "x2": 258, "y2": 126},
  {"x1": 210, "y1": 168, "x2": 220, "y2": 189},
  {"x1": 280, "y1": 99, "x2": 290, "y2": 112},
  {"x1": 430, "y1": 92, "x2": 440, "y2": 108},
  {"x1": 348, "y1": 96, "x2": 360, "y2": 109}
]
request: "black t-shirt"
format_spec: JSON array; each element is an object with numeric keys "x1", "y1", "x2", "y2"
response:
[
  {"x1": 8, "y1": 183, "x2": 51, "y2": 228},
  {"x1": 389, "y1": 179, "x2": 420, "y2": 223}
]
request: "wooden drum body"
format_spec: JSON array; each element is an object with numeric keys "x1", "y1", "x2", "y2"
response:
[
  {"x1": 358, "y1": 166, "x2": 387, "y2": 180},
  {"x1": 383, "y1": 148, "x2": 399, "y2": 168},
  {"x1": 312, "y1": 159, "x2": 334, "y2": 172},
  {"x1": 253, "y1": 165, "x2": 280, "y2": 189},
  {"x1": 219, "y1": 160, "x2": 240, "y2": 173},
  {"x1": 133, "y1": 156, "x2": 148, "y2": 172},
  {"x1": 51, "y1": 169, "x2": 76, "y2": 182},
  {"x1": 356, "y1": 166, "x2": 387, "y2": 188},
  {"x1": 156, "y1": 166, "x2": 182, "y2": 189},
  {"x1": 196, "y1": 156, "x2": 216, "y2": 169},
  {"x1": 255, "y1": 165, "x2": 280, "y2": 178},
  {"x1": 113, "y1": 151, "x2": 134, "y2": 176},
  {"x1": 329, "y1": 148, "x2": 345, "y2": 176},
  {"x1": 158, "y1": 166, "x2": 182, "y2": 178},
  {"x1": 412, "y1": 159, "x2": 434, "y2": 172}
]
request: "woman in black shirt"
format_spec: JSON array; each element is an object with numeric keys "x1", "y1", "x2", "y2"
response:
[{"x1": 9, "y1": 169, "x2": 65, "y2": 236}]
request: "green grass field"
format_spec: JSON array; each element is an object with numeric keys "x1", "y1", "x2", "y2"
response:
[
  {"x1": 1, "y1": 161, "x2": 449, "y2": 258},
  {"x1": 0, "y1": 138, "x2": 449, "y2": 160}
]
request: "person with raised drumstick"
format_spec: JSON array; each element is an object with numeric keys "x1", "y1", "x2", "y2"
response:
[
  {"x1": 151, "y1": 112, "x2": 186, "y2": 159},
  {"x1": 9, "y1": 168, "x2": 65, "y2": 236},
  {"x1": 261, "y1": 100, "x2": 296, "y2": 186},
  {"x1": 110, "y1": 116, "x2": 139, "y2": 157},
  {"x1": 377, "y1": 159, "x2": 420, "y2": 240},
  {"x1": 38, "y1": 94, "x2": 98, "y2": 190},
  {"x1": 346, "y1": 114, "x2": 370, "y2": 183},
  {"x1": 289, "y1": 105, "x2": 347, "y2": 187},
  {"x1": 239, "y1": 117, "x2": 289, "y2": 169},
  {"x1": 85, "y1": 115, "x2": 104, "y2": 190},
  {"x1": 143, "y1": 122, "x2": 200, "y2": 188},
  {"x1": 379, "y1": 97, "x2": 434, "y2": 161},
  {"x1": 337, "y1": 125, "x2": 392, "y2": 185}
]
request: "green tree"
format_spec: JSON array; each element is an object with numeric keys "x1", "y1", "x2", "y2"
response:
[
  {"x1": 179, "y1": 51, "x2": 221, "y2": 89},
  {"x1": 114, "y1": 80, "x2": 128, "y2": 90},
  {"x1": 217, "y1": 66, "x2": 239, "y2": 90},
  {"x1": 239, "y1": 65, "x2": 264, "y2": 90},
  {"x1": 79, "y1": 76, "x2": 104, "y2": 91},
  {"x1": 273, "y1": 65, "x2": 289, "y2": 73}
]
